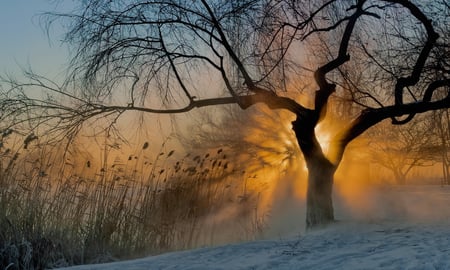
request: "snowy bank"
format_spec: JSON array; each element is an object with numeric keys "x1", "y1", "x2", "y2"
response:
[{"x1": 58, "y1": 222, "x2": 450, "y2": 270}]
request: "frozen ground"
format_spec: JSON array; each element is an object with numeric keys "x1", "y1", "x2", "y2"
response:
[
  {"x1": 59, "y1": 221, "x2": 450, "y2": 270},
  {"x1": 59, "y1": 186, "x2": 450, "y2": 270}
]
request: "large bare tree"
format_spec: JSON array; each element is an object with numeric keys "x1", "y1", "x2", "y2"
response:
[{"x1": 1, "y1": 0, "x2": 449, "y2": 228}]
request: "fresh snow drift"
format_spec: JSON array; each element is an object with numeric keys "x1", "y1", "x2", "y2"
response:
[{"x1": 59, "y1": 222, "x2": 450, "y2": 270}]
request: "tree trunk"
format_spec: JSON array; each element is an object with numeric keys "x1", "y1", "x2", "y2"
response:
[
  {"x1": 394, "y1": 170, "x2": 407, "y2": 185},
  {"x1": 292, "y1": 118, "x2": 338, "y2": 229},
  {"x1": 305, "y1": 155, "x2": 336, "y2": 229},
  {"x1": 443, "y1": 160, "x2": 450, "y2": 185}
]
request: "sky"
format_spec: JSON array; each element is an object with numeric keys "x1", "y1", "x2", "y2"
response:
[
  {"x1": 0, "y1": 0, "x2": 73, "y2": 80},
  {"x1": 0, "y1": 0, "x2": 188, "y2": 145}
]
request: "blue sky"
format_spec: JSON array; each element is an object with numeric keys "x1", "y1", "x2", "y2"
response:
[
  {"x1": 0, "y1": 1, "x2": 176, "y2": 148},
  {"x1": 0, "y1": 0, "x2": 73, "y2": 79}
]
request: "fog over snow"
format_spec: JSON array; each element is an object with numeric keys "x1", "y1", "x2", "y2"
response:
[
  {"x1": 58, "y1": 186, "x2": 450, "y2": 270},
  {"x1": 58, "y1": 222, "x2": 450, "y2": 270}
]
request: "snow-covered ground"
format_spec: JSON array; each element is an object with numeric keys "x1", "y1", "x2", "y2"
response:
[
  {"x1": 59, "y1": 186, "x2": 450, "y2": 270},
  {"x1": 59, "y1": 221, "x2": 450, "y2": 270}
]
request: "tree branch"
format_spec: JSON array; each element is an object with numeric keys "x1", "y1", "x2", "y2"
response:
[
  {"x1": 94, "y1": 92, "x2": 309, "y2": 116},
  {"x1": 332, "y1": 93, "x2": 450, "y2": 164},
  {"x1": 313, "y1": 0, "x2": 366, "y2": 123},
  {"x1": 423, "y1": 79, "x2": 450, "y2": 102},
  {"x1": 383, "y1": 0, "x2": 440, "y2": 106},
  {"x1": 200, "y1": 0, "x2": 272, "y2": 96}
]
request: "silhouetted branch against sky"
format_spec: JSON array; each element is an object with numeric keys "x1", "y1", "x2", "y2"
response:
[{"x1": 1, "y1": 0, "x2": 449, "y2": 146}]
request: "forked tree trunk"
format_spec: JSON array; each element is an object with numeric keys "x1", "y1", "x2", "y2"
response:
[
  {"x1": 305, "y1": 154, "x2": 336, "y2": 229},
  {"x1": 292, "y1": 118, "x2": 339, "y2": 229}
]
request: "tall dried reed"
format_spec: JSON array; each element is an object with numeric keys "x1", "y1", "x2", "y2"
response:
[{"x1": 0, "y1": 138, "x2": 266, "y2": 269}]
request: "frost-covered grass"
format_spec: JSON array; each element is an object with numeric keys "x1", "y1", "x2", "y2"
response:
[
  {"x1": 0, "y1": 143, "x2": 264, "y2": 269},
  {"x1": 57, "y1": 221, "x2": 450, "y2": 270}
]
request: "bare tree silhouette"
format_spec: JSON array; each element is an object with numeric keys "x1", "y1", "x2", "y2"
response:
[
  {"x1": 368, "y1": 116, "x2": 437, "y2": 185},
  {"x1": 1, "y1": 0, "x2": 449, "y2": 228}
]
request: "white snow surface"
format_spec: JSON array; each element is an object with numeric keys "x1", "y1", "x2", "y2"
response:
[{"x1": 59, "y1": 221, "x2": 450, "y2": 270}]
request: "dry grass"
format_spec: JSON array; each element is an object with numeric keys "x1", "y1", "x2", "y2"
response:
[{"x1": 0, "y1": 140, "x2": 267, "y2": 269}]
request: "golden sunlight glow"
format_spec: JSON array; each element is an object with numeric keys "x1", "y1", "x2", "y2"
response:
[
  {"x1": 238, "y1": 105, "x2": 415, "y2": 227},
  {"x1": 315, "y1": 123, "x2": 331, "y2": 155},
  {"x1": 239, "y1": 106, "x2": 307, "y2": 212}
]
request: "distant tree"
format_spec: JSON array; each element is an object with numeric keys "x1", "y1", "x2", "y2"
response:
[
  {"x1": 1, "y1": 0, "x2": 449, "y2": 228},
  {"x1": 432, "y1": 109, "x2": 450, "y2": 184},
  {"x1": 368, "y1": 117, "x2": 437, "y2": 185}
]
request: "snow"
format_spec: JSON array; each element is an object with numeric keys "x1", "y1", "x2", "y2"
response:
[
  {"x1": 58, "y1": 221, "x2": 450, "y2": 270},
  {"x1": 56, "y1": 186, "x2": 450, "y2": 269}
]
